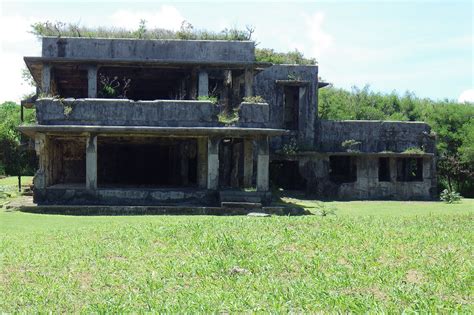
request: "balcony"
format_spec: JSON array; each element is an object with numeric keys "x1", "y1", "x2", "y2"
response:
[{"x1": 34, "y1": 98, "x2": 270, "y2": 128}]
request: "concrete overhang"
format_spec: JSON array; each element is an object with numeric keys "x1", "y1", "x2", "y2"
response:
[
  {"x1": 18, "y1": 124, "x2": 288, "y2": 138},
  {"x1": 24, "y1": 56, "x2": 272, "y2": 86}
]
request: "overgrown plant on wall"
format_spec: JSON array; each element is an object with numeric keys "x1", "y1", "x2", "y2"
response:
[
  {"x1": 242, "y1": 95, "x2": 266, "y2": 103},
  {"x1": 98, "y1": 74, "x2": 131, "y2": 99}
]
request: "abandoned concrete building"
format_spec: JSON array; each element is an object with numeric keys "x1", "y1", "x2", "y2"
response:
[{"x1": 19, "y1": 37, "x2": 437, "y2": 207}]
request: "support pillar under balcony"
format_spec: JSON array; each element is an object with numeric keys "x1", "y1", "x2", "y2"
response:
[
  {"x1": 198, "y1": 70, "x2": 209, "y2": 97},
  {"x1": 87, "y1": 65, "x2": 98, "y2": 98},
  {"x1": 86, "y1": 134, "x2": 97, "y2": 190},
  {"x1": 207, "y1": 137, "x2": 219, "y2": 190},
  {"x1": 257, "y1": 136, "x2": 269, "y2": 191}
]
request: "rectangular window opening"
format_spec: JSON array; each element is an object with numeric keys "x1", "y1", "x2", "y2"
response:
[
  {"x1": 396, "y1": 158, "x2": 423, "y2": 182},
  {"x1": 378, "y1": 157, "x2": 391, "y2": 182},
  {"x1": 283, "y1": 86, "x2": 299, "y2": 130},
  {"x1": 329, "y1": 156, "x2": 357, "y2": 183}
]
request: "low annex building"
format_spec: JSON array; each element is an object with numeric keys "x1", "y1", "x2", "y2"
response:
[{"x1": 19, "y1": 37, "x2": 437, "y2": 206}]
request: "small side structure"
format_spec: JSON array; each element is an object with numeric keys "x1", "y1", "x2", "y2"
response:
[{"x1": 19, "y1": 37, "x2": 437, "y2": 207}]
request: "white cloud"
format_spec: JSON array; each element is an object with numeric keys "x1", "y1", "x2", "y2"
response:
[
  {"x1": 303, "y1": 12, "x2": 333, "y2": 58},
  {"x1": 458, "y1": 89, "x2": 474, "y2": 103},
  {"x1": 109, "y1": 5, "x2": 185, "y2": 31}
]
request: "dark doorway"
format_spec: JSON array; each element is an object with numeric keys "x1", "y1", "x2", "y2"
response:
[
  {"x1": 270, "y1": 160, "x2": 306, "y2": 190},
  {"x1": 283, "y1": 86, "x2": 299, "y2": 130},
  {"x1": 378, "y1": 157, "x2": 391, "y2": 182},
  {"x1": 329, "y1": 156, "x2": 357, "y2": 183},
  {"x1": 218, "y1": 138, "x2": 243, "y2": 188}
]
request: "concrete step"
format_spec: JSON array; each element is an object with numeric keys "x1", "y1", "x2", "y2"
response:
[
  {"x1": 219, "y1": 191, "x2": 263, "y2": 203},
  {"x1": 221, "y1": 201, "x2": 262, "y2": 209}
]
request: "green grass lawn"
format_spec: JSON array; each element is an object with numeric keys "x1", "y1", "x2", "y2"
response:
[{"x1": 0, "y1": 195, "x2": 473, "y2": 312}]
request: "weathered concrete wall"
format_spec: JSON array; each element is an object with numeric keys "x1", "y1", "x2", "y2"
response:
[
  {"x1": 318, "y1": 120, "x2": 436, "y2": 153},
  {"x1": 42, "y1": 37, "x2": 255, "y2": 62},
  {"x1": 34, "y1": 187, "x2": 218, "y2": 206},
  {"x1": 254, "y1": 65, "x2": 319, "y2": 147},
  {"x1": 35, "y1": 98, "x2": 271, "y2": 128},
  {"x1": 294, "y1": 154, "x2": 436, "y2": 200}
]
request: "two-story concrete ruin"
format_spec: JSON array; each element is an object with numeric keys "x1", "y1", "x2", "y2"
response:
[{"x1": 19, "y1": 37, "x2": 437, "y2": 208}]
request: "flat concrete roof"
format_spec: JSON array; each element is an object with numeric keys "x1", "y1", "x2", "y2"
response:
[{"x1": 18, "y1": 124, "x2": 288, "y2": 138}]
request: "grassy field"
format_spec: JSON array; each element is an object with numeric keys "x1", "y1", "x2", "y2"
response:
[{"x1": 0, "y1": 186, "x2": 472, "y2": 312}]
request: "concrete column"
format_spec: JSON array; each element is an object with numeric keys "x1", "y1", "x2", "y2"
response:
[
  {"x1": 190, "y1": 69, "x2": 198, "y2": 100},
  {"x1": 33, "y1": 133, "x2": 48, "y2": 189},
  {"x1": 197, "y1": 137, "x2": 208, "y2": 188},
  {"x1": 389, "y1": 157, "x2": 397, "y2": 182},
  {"x1": 180, "y1": 143, "x2": 189, "y2": 186},
  {"x1": 87, "y1": 65, "x2": 98, "y2": 98},
  {"x1": 244, "y1": 68, "x2": 253, "y2": 97},
  {"x1": 198, "y1": 70, "x2": 209, "y2": 97},
  {"x1": 41, "y1": 63, "x2": 51, "y2": 95},
  {"x1": 298, "y1": 86, "x2": 307, "y2": 143},
  {"x1": 243, "y1": 139, "x2": 254, "y2": 187},
  {"x1": 86, "y1": 134, "x2": 97, "y2": 190},
  {"x1": 256, "y1": 136, "x2": 270, "y2": 191},
  {"x1": 207, "y1": 137, "x2": 219, "y2": 190}
]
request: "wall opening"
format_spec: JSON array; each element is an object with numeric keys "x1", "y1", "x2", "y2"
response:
[
  {"x1": 218, "y1": 138, "x2": 243, "y2": 188},
  {"x1": 396, "y1": 158, "x2": 423, "y2": 182},
  {"x1": 329, "y1": 156, "x2": 357, "y2": 183},
  {"x1": 270, "y1": 160, "x2": 306, "y2": 190},
  {"x1": 98, "y1": 67, "x2": 193, "y2": 101},
  {"x1": 97, "y1": 137, "x2": 197, "y2": 188},
  {"x1": 378, "y1": 157, "x2": 391, "y2": 182},
  {"x1": 283, "y1": 86, "x2": 299, "y2": 130},
  {"x1": 50, "y1": 137, "x2": 86, "y2": 187}
]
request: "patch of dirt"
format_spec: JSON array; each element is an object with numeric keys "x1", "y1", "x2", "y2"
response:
[
  {"x1": 340, "y1": 286, "x2": 388, "y2": 302},
  {"x1": 404, "y1": 269, "x2": 424, "y2": 285},
  {"x1": 77, "y1": 271, "x2": 93, "y2": 289}
]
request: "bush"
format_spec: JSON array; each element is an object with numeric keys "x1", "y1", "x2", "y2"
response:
[
  {"x1": 440, "y1": 189, "x2": 461, "y2": 204},
  {"x1": 242, "y1": 95, "x2": 266, "y2": 103}
]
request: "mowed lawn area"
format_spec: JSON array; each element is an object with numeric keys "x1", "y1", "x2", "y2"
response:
[{"x1": 0, "y1": 189, "x2": 472, "y2": 312}]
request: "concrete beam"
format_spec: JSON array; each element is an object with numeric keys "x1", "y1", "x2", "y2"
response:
[
  {"x1": 244, "y1": 67, "x2": 253, "y2": 97},
  {"x1": 207, "y1": 137, "x2": 219, "y2": 190},
  {"x1": 198, "y1": 70, "x2": 209, "y2": 97},
  {"x1": 41, "y1": 63, "x2": 51, "y2": 95},
  {"x1": 87, "y1": 65, "x2": 98, "y2": 98},
  {"x1": 256, "y1": 136, "x2": 269, "y2": 191},
  {"x1": 33, "y1": 133, "x2": 48, "y2": 189},
  {"x1": 197, "y1": 137, "x2": 208, "y2": 188},
  {"x1": 243, "y1": 139, "x2": 254, "y2": 187},
  {"x1": 86, "y1": 134, "x2": 97, "y2": 190}
]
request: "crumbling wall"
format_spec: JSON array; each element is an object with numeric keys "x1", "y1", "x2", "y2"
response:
[
  {"x1": 295, "y1": 154, "x2": 436, "y2": 200},
  {"x1": 317, "y1": 120, "x2": 436, "y2": 153},
  {"x1": 254, "y1": 65, "x2": 319, "y2": 147}
]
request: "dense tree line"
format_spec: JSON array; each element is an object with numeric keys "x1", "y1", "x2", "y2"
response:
[
  {"x1": 319, "y1": 86, "x2": 474, "y2": 196},
  {"x1": 0, "y1": 102, "x2": 37, "y2": 177}
]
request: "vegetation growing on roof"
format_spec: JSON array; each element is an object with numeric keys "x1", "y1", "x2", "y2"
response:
[
  {"x1": 30, "y1": 20, "x2": 317, "y2": 65},
  {"x1": 30, "y1": 20, "x2": 255, "y2": 41}
]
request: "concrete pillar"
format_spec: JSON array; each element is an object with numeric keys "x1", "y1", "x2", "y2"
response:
[
  {"x1": 190, "y1": 69, "x2": 198, "y2": 100},
  {"x1": 207, "y1": 137, "x2": 219, "y2": 190},
  {"x1": 298, "y1": 86, "x2": 307, "y2": 143},
  {"x1": 86, "y1": 134, "x2": 97, "y2": 190},
  {"x1": 198, "y1": 70, "x2": 209, "y2": 97},
  {"x1": 33, "y1": 133, "x2": 48, "y2": 189},
  {"x1": 87, "y1": 65, "x2": 97, "y2": 98},
  {"x1": 180, "y1": 143, "x2": 189, "y2": 186},
  {"x1": 41, "y1": 63, "x2": 51, "y2": 95},
  {"x1": 244, "y1": 68, "x2": 253, "y2": 97},
  {"x1": 256, "y1": 136, "x2": 270, "y2": 191},
  {"x1": 197, "y1": 137, "x2": 208, "y2": 188},
  {"x1": 243, "y1": 139, "x2": 254, "y2": 187}
]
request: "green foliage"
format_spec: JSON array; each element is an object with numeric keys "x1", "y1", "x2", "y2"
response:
[
  {"x1": 30, "y1": 20, "x2": 254, "y2": 41},
  {"x1": 242, "y1": 95, "x2": 266, "y2": 103},
  {"x1": 217, "y1": 110, "x2": 239, "y2": 125},
  {"x1": 440, "y1": 189, "x2": 462, "y2": 203},
  {"x1": 0, "y1": 102, "x2": 37, "y2": 176},
  {"x1": 255, "y1": 48, "x2": 316, "y2": 65},
  {"x1": 197, "y1": 95, "x2": 218, "y2": 104},
  {"x1": 403, "y1": 147, "x2": 425, "y2": 154},
  {"x1": 319, "y1": 85, "x2": 474, "y2": 196},
  {"x1": 282, "y1": 138, "x2": 299, "y2": 155},
  {"x1": 341, "y1": 139, "x2": 361, "y2": 152},
  {"x1": 97, "y1": 74, "x2": 131, "y2": 99}
]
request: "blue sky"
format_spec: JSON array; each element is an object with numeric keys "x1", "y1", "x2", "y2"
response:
[{"x1": 0, "y1": 0, "x2": 472, "y2": 103}]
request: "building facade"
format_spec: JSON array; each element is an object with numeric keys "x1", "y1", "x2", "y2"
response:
[{"x1": 19, "y1": 37, "x2": 437, "y2": 206}]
